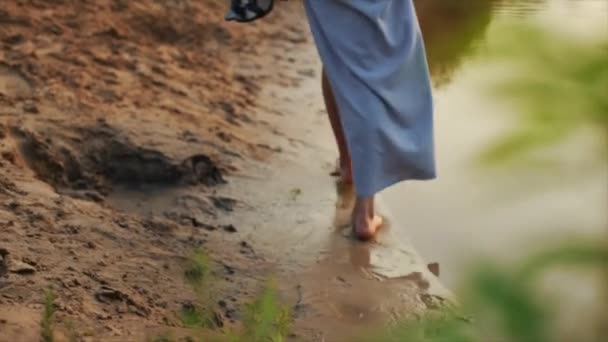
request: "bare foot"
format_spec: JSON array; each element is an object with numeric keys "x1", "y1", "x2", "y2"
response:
[
  {"x1": 333, "y1": 182, "x2": 356, "y2": 228},
  {"x1": 353, "y1": 214, "x2": 383, "y2": 241}
]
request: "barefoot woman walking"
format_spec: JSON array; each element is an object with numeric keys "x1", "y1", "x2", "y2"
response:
[
  {"x1": 227, "y1": 0, "x2": 436, "y2": 240},
  {"x1": 306, "y1": 1, "x2": 436, "y2": 240}
]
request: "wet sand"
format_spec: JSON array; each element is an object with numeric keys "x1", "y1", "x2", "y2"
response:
[{"x1": 0, "y1": 1, "x2": 316, "y2": 340}]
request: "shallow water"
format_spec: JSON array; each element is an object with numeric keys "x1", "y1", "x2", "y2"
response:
[{"x1": 384, "y1": 0, "x2": 608, "y2": 286}]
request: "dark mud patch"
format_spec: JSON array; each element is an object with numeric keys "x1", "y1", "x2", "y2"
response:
[
  {"x1": 211, "y1": 196, "x2": 236, "y2": 212},
  {"x1": 5, "y1": 121, "x2": 225, "y2": 199},
  {"x1": 0, "y1": 9, "x2": 31, "y2": 27},
  {"x1": 129, "y1": 9, "x2": 232, "y2": 47}
]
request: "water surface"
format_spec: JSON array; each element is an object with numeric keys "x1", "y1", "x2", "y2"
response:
[{"x1": 385, "y1": 0, "x2": 608, "y2": 286}]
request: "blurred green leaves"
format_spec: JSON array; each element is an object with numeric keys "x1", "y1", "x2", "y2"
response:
[
  {"x1": 359, "y1": 239, "x2": 607, "y2": 342},
  {"x1": 480, "y1": 22, "x2": 607, "y2": 164}
]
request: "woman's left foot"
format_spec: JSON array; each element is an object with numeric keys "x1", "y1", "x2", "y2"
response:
[
  {"x1": 330, "y1": 158, "x2": 353, "y2": 184},
  {"x1": 340, "y1": 165, "x2": 353, "y2": 184}
]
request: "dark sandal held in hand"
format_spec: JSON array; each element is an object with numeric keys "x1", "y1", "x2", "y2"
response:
[{"x1": 225, "y1": 0, "x2": 275, "y2": 23}]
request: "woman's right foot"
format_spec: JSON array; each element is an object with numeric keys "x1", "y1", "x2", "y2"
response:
[
  {"x1": 352, "y1": 196, "x2": 382, "y2": 241},
  {"x1": 353, "y1": 214, "x2": 383, "y2": 241}
]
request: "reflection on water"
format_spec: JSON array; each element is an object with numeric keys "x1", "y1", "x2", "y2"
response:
[
  {"x1": 414, "y1": 0, "x2": 557, "y2": 87},
  {"x1": 415, "y1": 0, "x2": 495, "y2": 87},
  {"x1": 492, "y1": 0, "x2": 548, "y2": 16},
  {"x1": 385, "y1": 0, "x2": 608, "y2": 286}
]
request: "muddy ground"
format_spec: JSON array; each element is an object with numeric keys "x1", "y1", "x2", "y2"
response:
[{"x1": 0, "y1": 1, "x2": 314, "y2": 340}]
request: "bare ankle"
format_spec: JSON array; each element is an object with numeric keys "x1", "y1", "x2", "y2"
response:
[
  {"x1": 351, "y1": 196, "x2": 383, "y2": 240},
  {"x1": 353, "y1": 196, "x2": 374, "y2": 220}
]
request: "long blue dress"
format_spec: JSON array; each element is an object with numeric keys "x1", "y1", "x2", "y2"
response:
[{"x1": 305, "y1": 0, "x2": 436, "y2": 196}]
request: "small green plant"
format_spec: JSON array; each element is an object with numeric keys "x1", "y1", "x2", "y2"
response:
[
  {"x1": 41, "y1": 289, "x2": 56, "y2": 342},
  {"x1": 184, "y1": 250, "x2": 211, "y2": 292},
  {"x1": 148, "y1": 334, "x2": 174, "y2": 342},
  {"x1": 180, "y1": 249, "x2": 220, "y2": 331},
  {"x1": 240, "y1": 282, "x2": 291, "y2": 342},
  {"x1": 179, "y1": 303, "x2": 218, "y2": 329},
  {"x1": 179, "y1": 305, "x2": 205, "y2": 327},
  {"x1": 289, "y1": 188, "x2": 302, "y2": 201}
]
